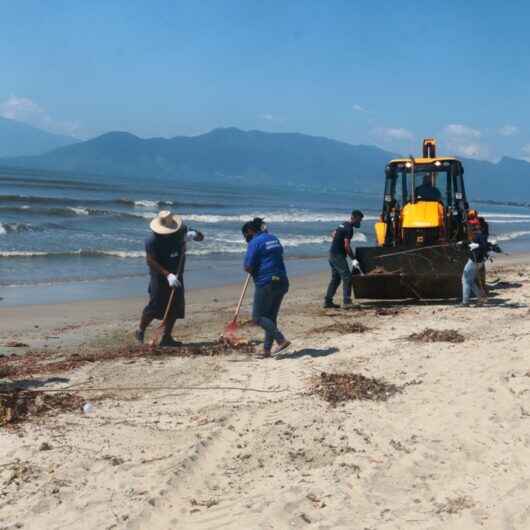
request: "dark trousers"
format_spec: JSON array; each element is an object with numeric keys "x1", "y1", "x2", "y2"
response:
[
  {"x1": 252, "y1": 277, "x2": 289, "y2": 351},
  {"x1": 141, "y1": 274, "x2": 185, "y2": 338},
  {"x1": 325, "y1": 253, "x2": 352, "y2": 303}
]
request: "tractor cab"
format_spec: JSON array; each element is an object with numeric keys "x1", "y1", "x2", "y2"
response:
[{"x1": 374, "y1": 139, "x2": 469, "y2": 248}]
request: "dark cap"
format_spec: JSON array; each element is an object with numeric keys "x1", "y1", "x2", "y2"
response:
[{"x1": 351, "y1": 209, "x2": 364, "y2": 218}]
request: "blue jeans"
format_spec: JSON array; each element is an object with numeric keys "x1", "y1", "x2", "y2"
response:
[
  {"x1": 325, "y1": 253, "x2": 352, "y2": 303},
  {"x1": 462, "y1": 259, "x2": 482, "y2": 304},
  {"x1": 252, "y1": 277, "x2": 289, "y2": 351}
]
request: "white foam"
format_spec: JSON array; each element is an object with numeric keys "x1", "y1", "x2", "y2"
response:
[
  {"x1": 145, "y1": 212, "x2": 379, "y2": 224},
  {"x1": 68, "y1": 207, "x2": 90, "y2": 215},
  {"x1": 495, "y1": 230, "x2": 530, "y2": 242},
  {"x1": 0, "y1": 224, "x2": 6, "y2": 235},
  {"x1": 134, "y1": 200, "x2": 158, "y2": 208}
]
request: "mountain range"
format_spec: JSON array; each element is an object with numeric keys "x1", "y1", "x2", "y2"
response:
[
  {"x1": 0, "y1": 116, "x2": 77, "y2": 157},
  {"x1": 1, "y1": 120, "x2": 530, "y2": 200}
]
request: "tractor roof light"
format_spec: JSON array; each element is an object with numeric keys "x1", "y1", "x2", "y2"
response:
[
  {"x1": 434, "y1": 161, "x2": 442, "y2": 167},
  {"x1": 405, "y1": 162, "x2": 412, "y2": 168}
]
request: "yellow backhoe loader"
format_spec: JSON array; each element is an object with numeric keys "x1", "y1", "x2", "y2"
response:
[{"x1": 352, "y1": 138, "x2": 474, "y2": 299}]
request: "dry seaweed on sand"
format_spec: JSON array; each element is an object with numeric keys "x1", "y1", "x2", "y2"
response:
[
  {"x1": 407, "y1": 328, "x2": 465, "y2": 343},
  {"x1": 0, "y1": 340, "x2": 256, "y2": 379},
  {"x1": 310, "y1": 371, "x2": 401, "y2": 405},
  {"x1": 310, "y1": 321, "x2": 369, "y2": 335},
  {"x1": 0, "y1": 391, "x2": 84, "y2": 426},
  {"x1": 375, "y1": 307, "x2": 401, "y2": 317}
]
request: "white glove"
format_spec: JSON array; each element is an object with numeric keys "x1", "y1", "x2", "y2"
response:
[
  {"x1": 469, "y1": 243, "x2": 479, "y2": 251},
  {"x1": 186, "y1": 230, "x2": 197, "y2": 242},
  {"x1": 167, "y1": 273, "x2": 181, "y2": 288},
  {"x1": 352, "y1": 259, "x2": 361, "y2": 270}
]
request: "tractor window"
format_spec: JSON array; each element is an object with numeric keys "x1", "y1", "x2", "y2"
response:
[
  {"x1": 414, "y1": 170, "x2": 447, "y2": 204},
  {"x1": 394, "y1": 167, "x2": 450, "y2": 206}
]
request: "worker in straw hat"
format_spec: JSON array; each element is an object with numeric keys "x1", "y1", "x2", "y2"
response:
[{"x1": 135, "y1": 210, "x2": 204, "y2": 346}]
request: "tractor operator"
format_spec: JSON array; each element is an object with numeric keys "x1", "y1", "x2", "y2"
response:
[{"x1": 415, "y1": 174, "x2": 442, "y2": 202}]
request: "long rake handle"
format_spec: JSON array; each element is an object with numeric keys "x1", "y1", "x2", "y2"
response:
[
  {"x1": 232, "y1": 274, "x2": 251, "y2": 323},
  {"x1": 155, "y1": 243, "x2": 187, "y2": 332}
]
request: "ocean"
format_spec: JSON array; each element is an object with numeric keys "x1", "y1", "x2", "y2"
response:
[{"x1": 2, "y1": 171, "x2": 530, "y2": 305}]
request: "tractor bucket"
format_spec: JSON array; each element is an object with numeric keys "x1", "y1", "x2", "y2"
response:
[{"x1": 352, "y1": 243, "x2": 468, "y2": 300}]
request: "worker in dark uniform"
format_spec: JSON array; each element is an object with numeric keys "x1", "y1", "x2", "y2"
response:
[
  {"x1": 324, "y1": 209, "x2": 364, "y2": 309},
  {"x1": 242, "y1": 217, "x2": 290, "y2": 358},
  {"x1": 135, "y1": 211, "x2": 204, "y2": 346},
  {"x1": 415, "y1": 174, "x2": 442, "y2": 201}
]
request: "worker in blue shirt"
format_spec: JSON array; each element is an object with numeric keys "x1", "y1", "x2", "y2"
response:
[{"x1": 242, "y1": 217, "x2": 290, "y2": 358}]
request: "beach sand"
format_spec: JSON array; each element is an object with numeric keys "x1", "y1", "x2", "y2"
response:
[{"x1": 2, "y1": 258, "x2": 530, "y2": 529}]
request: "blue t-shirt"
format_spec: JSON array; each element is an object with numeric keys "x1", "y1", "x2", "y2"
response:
[{"x1": 244, "y1": 232, "x2": 287, "y2": 287}]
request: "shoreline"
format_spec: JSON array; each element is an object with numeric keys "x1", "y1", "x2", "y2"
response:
[
  {"x1": 0, "y1": 255, "x2": 329, "y2": 307},
  {"x1": 2, "y1": 251, "x2": 528, "y2": 308},
  {"x1": 2, "y1": 256, "x2": 530, "y2": 529}
]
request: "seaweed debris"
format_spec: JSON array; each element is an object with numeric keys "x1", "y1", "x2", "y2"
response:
[
  {"x1": 0, "y1": 340, "x2": 256, "y2": 379},
  {"x1": 310, "y1": 371, "x2": 400, "y2": 405},
  {"x1": 311, "y1": 321, "x2": 369, "y2": 335},
  {"x1": 407, "y1": 328, "x2": 464, "y2": 343},
  {"x1": 0, "y1": 391, "x2": 83, "y2": 426}
]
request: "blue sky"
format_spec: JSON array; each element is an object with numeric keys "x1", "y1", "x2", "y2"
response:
[{"x1": 1, "y1": 0, "x2": 529, "y2": 161}]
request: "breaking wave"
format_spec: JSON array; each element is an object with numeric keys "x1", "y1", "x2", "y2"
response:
[
  {"x1": 133, "y1": 212, "x2": 378, "y2": 224},
  {"x1": 0, "y1": 222, "x2": 66, "y2": 234},
  {"x1": 495, "y1": 230, "x2": 530, "y2": 242}
]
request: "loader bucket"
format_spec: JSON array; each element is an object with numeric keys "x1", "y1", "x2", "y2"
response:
[{"x1": 352, "y1": 244, "x2": 468, "y2": 300}]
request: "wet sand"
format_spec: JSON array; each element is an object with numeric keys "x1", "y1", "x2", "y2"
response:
[{"x1": 2, "y1": 257, "x2": 530, "y2": 529}]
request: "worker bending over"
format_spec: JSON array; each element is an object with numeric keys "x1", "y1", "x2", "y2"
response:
[
  {"x1": 242, "y1": 217, "x2": 290, "y2": 358},
  {"x1": 324, "y1": 209, "x2": 364, "y2": 309},
  {"x1": 136, "y1": 211, "x2": 204, "y2": 346},
  {"x1": 461, "y1": 228, "x2": 488, "y2": 307}
]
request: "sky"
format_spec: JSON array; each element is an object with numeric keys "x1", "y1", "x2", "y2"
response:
[{"x1": 1, "y1": 0, "x2": 530, "y2": 162}]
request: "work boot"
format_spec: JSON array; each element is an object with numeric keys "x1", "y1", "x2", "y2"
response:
[
  {"x1": 135, "y1": 329, "x2": 145, "y2": 344},
  {"x1": 159, "y1": 336, "x2": 183, "y2": 348},
  {"x1": 323, "y1": 300, "x2": 340, "y2": 309},
  {"x1": 342, "y1": 300, "x2": 354, "y2": 309},
  {"x1": 273, "y1": 340, "x2": 291, "y2": 355}
]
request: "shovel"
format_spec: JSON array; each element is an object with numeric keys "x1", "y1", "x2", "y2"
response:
[
  {"x1": 222, "y1": 274, "x2": 251, "y2": 344},
  {"x1": 149, "y1": 244, "x2": 186, "y2": 348}
]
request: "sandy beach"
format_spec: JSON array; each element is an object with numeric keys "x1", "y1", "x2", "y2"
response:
[{"x1": 2, "y1": 257, "x2": 530, "y2": 529}]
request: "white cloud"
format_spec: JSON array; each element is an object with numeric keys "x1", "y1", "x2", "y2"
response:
[
  {"x1": 498, "y1": 124, "x2": 519, "y2": 137},
  {"x1": 373, "y1": 127, "x2": 414, "y2": 141},
  {"x1": 0, "y1": 95, "x2": 81, "y2": 137},
  {"x1": 443, "y1": 123, "x2": 481, "y2": 139},
  {"x1": 441, "y1": 123, "x2": 494, "y2": 160},
  {"x1": 258, "y1": 113, "x2": 275, "y2": 121},
  {"x1": 352, "y1": 104, "x2": 365, "y2": 112}
]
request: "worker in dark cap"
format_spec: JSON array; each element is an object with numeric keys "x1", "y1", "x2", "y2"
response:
[
  {"x1": 324, "y1": 209, "x2": 364, "y2": 308},
  {"x1": 242, "y1": 217, "x2": 290, "y2": 358}
]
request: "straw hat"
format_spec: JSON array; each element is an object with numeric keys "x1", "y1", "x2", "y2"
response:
[{"x1": 150, "y1": 210, "x2": 183, "y2": 235}]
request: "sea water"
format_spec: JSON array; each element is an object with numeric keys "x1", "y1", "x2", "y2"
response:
[{"x1": 1, "y1": 171, "x2": 529, "y2": 305}]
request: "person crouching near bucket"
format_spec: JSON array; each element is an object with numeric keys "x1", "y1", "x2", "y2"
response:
[
  {"x1": 242, "y1": 218, "x2": 291, "y2": 358},
  {"x1": 135, "y1": 210, "x2": 204, "y2": 346}
]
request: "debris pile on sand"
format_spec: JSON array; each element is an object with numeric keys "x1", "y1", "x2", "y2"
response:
[
  {"x1": 375, "y1": 307, "x2": 401, "y2": 317},
  {"x1": 0, "y1": 340, "x2": 256, "y2": 378},
  {"x1": 407, "y1": 328, "x2": 465, "y2": 343},
  {"x1": 311, "y1": 321, "x2": 369, "y2": 335},
  {"x1": 435, "y1": 495, "x2": 476, "y2": 514},
  {"x1": 0, "y1": 391, "x2": 84, "y2": 426},
  {"x1": 310, "y1": 371, "x2": 400, "y2": 405}
]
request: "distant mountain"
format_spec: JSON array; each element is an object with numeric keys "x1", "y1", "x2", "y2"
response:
[
  {"x1": 0, "y1": 128, "x2": 397, "y2": 192},
  {"x1": 0, "y1": 117, "x2": 78, "y2": 157},
  {"x1": 2, "y1": 126, "x2": 530, "y2": 200}
]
